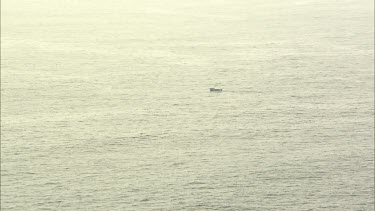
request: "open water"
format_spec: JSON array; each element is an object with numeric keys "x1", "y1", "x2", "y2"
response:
[{"x1": 1, "y1": 0, "x2": 374, "y2": 210}]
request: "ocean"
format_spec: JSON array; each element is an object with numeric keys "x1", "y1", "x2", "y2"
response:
[{"x1": 1, "y1": 0, "x2": 374, "y2": 210}]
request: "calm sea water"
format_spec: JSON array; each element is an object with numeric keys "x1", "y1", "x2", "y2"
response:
[{"x1": 1, "y1": 0, "x2": 374, "y2": 210}]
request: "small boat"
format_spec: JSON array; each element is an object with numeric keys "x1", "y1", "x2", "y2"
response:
[{"x1": 210, "y1": 88, "x2": 222, "y2": 92}]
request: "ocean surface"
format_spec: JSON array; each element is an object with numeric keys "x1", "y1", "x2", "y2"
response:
[{"x1": 1, "y1": 0, "x2": 374, "y2": 210}]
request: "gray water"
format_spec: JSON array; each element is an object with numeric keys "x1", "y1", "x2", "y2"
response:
[{"x1": 1, "y1": 0, "x2": 374, "y2": 210}]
